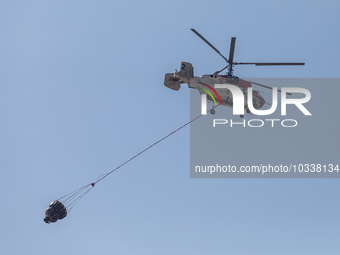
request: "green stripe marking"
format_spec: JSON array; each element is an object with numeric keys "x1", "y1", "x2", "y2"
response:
[{"x1": 198, "y1": 88, "x2": 217, "y2": 105}]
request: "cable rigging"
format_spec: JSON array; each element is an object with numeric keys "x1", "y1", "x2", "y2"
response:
[{"x1": 43, "y1": 113, "x2": 204, "y2": 223}]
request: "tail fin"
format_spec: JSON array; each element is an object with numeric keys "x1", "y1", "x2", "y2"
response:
[
  {"x1": 179, "y1": 62, "x2": 194, "y2": 80},
  {"x1": 164, "y1": 73, "x2": 181, "y2": 91},
  {"x1": 164, "y1": 62, "x2": 194, "y2": 91}
]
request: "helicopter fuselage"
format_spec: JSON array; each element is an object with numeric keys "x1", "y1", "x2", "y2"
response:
[
  {"x1": 188, "y1": 74, "x2": 266, "y2": 111},
  {"x1": 164, "y1": 61, "x2": 266, "y2": 113}
]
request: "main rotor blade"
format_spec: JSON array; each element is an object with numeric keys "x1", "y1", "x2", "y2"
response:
[
  {"x1": 228, "y1": 37, "x2": 236, "y2": 64},
  {"x1": 249, "y1": 80, "x2": 292, "y2": 95},
  {"x1": 236, "y1": 62, "x2": 305, "y2": 66},
  {"x1": 227, "y1": 37, "x2": 236, "y2": 75},
  {"x1": 191, "y1": 28, "x2": 229, "y2": 62},
  {"x1": 213, "y1": 65, "x2": 229, "y2": 74}
]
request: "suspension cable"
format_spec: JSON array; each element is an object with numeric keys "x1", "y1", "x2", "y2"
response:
[{"x1": 56, "y1": 113, "x2": 204, "y2": 210}]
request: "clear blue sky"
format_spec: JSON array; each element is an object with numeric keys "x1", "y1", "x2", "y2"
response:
[{"x1": 1, "y1": 1, "x2": 339, "y2": 254}]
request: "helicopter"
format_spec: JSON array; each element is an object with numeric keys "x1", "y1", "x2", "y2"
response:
[{"x1": 164, "y1": 28, "x2": 305, "y2": 117}]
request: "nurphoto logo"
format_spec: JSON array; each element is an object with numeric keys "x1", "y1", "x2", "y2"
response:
[{"x1": 201, "y1": 84, "x2": 312, "y2": 128}]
